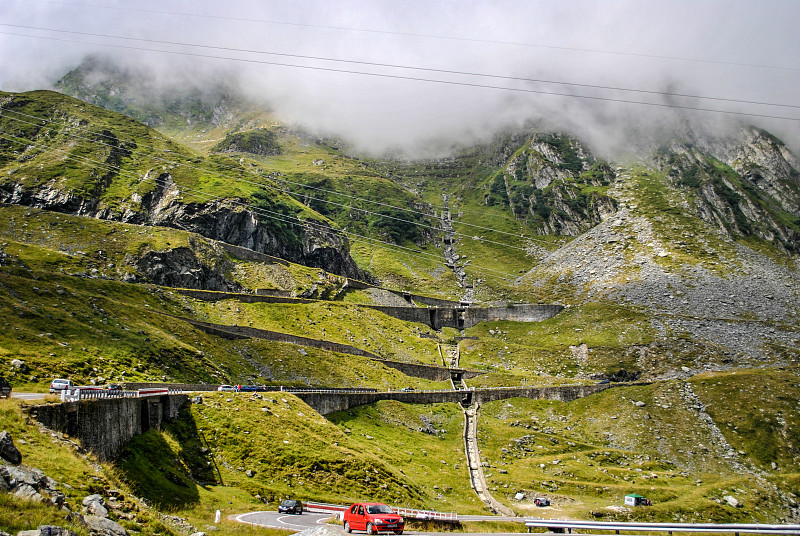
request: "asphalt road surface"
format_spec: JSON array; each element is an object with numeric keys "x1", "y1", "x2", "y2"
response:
[
  {"x1": 11, "y1": 392, "x2": 46, "y2": 401},
  {"x1": 233, "y1": 511, "x2": 530, "y2": 535},
  {"x1": 234, "y1": 511, "x2": 335, "y2": 531}
]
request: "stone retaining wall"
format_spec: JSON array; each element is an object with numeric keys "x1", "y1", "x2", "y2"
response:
[
  {"x1": 27, "y1": 394, "x2": 187, "y2": 461},
  {"x1": 183, "y1": 319, "x2": 381, "y2": 358},
  {"x1": 365, "y1": 304, "x2": 564, "y2": 330},
  {"x1": 219, "y1": 242, "x2": 289, "y2": 265},
  {"x1": 374, "y1": 360, "x2": 483, "y2": 381}
]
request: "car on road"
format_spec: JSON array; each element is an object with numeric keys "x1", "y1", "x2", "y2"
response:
[
  {"x1": 343, "y1": 502, "x2": 404, "y2": 535},
  {"x1": 0, "y1": 376, "x2": 11, "y2": 399},
  {"x1": 217, "y1": 384, "x2": 236, "y2": 392},
  {"x1": 277, "y1": 499, "x2": 303, "y2": 514},
  {"x1": 400, "y1": 387, "x2": 415, "y2": 392},
  {"x1": 49, "y1": 378, "x2": 72, "y2": 394},
  {"x1": 105, "y1": 383, "x2": 122, "y2": 391}
]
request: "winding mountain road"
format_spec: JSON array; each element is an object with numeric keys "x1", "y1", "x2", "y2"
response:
[{"x1": 232, "y1": 510, "x2": 528, "y2": 534}]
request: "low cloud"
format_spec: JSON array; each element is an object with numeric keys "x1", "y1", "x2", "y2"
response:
[{"x1": 1, "y1": 0, "x2": 798, "y2": 157}]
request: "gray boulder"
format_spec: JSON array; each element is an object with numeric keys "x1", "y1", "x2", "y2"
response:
[
  {"x1": 82, "y1": 494, "x2": 108, "y2": 518},
  {"x1": 2, "y1": 464, "x2": 64, "y2": 507},
  {"x1": 5, "y1": 466, "x2": 51, "y2": 488},
  {"x1": 724, "y1": 495, "x2": 742, "y2": 508},
  {"x1": 83, "y1": 516, "x2": 128, "y2": 536},
  {"x1": 13, "y1": 482, "x2": 43, "y2": 502},
  {"x1": 17, "y1": 526, "x2": 76, "y2": 536},
  {"x1": 0, "y1": 431, "x2": 22, "y2": 465},
  {"x1": 0, "y1": 467, "x2": 9, "y2": 492}
]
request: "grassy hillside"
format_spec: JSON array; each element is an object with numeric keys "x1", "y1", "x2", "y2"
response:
[
  {"x1": 0, "y1": 214, "x2": 455, "y2": 390},
  {"x1": 473, "y1": 368, "x2": 800, "y2": 522}
]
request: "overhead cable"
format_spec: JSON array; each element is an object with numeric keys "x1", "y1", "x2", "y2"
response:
[
  {"x1": 1, "y1": 108, "x2": 551, "y2": 250},
  {"x1": 1, "y1": 30, "x2": 799, "y2": 123},
  {"x1": 23, "y1": 0, "x2": 800, "y2": 72},
  {"x1": 1, "y1": 23, "x2": 797, "y2": 110}
]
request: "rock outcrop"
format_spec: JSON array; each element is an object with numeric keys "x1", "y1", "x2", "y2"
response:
[
  {"x1": 0, "y1": 464, "x2": 66, "y2": 508},
  {"x1": 0, "y1": 430, "x2": 22, "y2": 465},
  {"x1": 0, "y1": 172, "x2": 367, "y2": 280},
  {"x1": 0, "y1": 92, "x2": 368, "y2": 281},
  {"x1": 489, "y1": 133, "x2": 617, "y2": 236}
]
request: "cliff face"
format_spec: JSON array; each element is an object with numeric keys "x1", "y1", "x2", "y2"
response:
[
  {"x1": 0, "y1": 174, "x2": 367, "y2": 281},
  {"x1": 488, "y1": 133, "x2": 618, "y2": 236},
  {"x1": 654, "y1": 127, "x2": 800, "y2": 253}
]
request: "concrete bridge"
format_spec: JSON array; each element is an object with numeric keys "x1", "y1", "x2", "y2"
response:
[
  {"x1": 25, "y1": 382, "x2": 626, "y2": 461},
  {"x1": 293, "y1": 383, "x2": 615, "y2": 415}
]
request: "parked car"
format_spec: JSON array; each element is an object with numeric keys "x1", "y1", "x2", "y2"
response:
[
  {"x1": 343, "y1": 503, "x2": 404, "y2": 535},
  {"x1": 217, "y1": 384, "x2": 236, "y2": 392},
  {"x1": 534, "y1": 497, "x2": 551, "y2": 507},
  {"x1": 49, "y1": 378, "x2": 72, "y2": 394},
  {"x1": 277, "y1": 499, "x2": 303, "y2": 514},
  {"x1": 0, "y1": 376, "x2": 11, "y2": 398}
]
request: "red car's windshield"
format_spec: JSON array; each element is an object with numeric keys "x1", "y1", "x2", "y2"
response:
[{"x1": 367, "y1": 505, "x2": 393, "y2": 515}]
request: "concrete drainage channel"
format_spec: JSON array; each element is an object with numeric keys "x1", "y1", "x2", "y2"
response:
[
  {"x1": 462, "y1": 403, "x2": 514, "y2": 516},
  {"x1": 446, "y1": 339, "x2": 515, "y2": 516}
]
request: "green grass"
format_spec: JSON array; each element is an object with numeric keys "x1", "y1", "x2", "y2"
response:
[
  {"x1": 0, "y1": 90, "x2": 330, "y2": 233},
  {"x1": 120, "y1": 393, "x2": 431, "y2": 509},
  {"x1": 473, "y1": 373, "x2": 798, "y2": 521},
  {"x1": 0, "y1": 204, "x2": 356, "y2": 298},
  {"x1": 689, "y1": 368, "x2": 800, "y2": 472},
  {"x1": 328, "y1": 400, "x2": 487, "y2": 513},
  {"x1": 625, "y1": 167, "x2": 740, "y2": 275},
  {"x1": 459, "y1": 303, "x2": 656, "y2": 384},
  {"x1": 192, "y1": 298, "x2": 447, "y2": 369},
  {"x1": 0, "y1": 243, "x2": 449, "y2": 391}
]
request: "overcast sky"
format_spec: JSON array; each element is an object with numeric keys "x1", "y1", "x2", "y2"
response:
[{"x1": 1, "y1": 0, "x2": 799, "y2": 156}]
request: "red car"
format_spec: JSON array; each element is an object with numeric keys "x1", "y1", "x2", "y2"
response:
[{"x1": 343, "y1": 503, "x2": 404, "y2": 535}]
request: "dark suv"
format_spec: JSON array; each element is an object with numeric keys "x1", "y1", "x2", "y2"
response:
[{"x1": 278, "y1": 499, "x2": 303, "y2": 514}]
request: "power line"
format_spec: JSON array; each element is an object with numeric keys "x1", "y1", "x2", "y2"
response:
[
  {"x1": 25, "y1": 0, "x2": 800, "y2": 72},
  {"x1": 2, "y1": 30, "x2": 800, "y2": 124},
  {"x1": 1, "y1": 108, "x2": 551, "y2": 250},
  {"x1": 2, "y1": 23, "x2": 798, "y2": 110},
  {"x1": 0, "y1": 131, "x2": 521, "y2": 281}
]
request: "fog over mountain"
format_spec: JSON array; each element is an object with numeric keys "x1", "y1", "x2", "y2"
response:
[{"x1": 1, "y1": 0, "x2": 799, "y2": 156}]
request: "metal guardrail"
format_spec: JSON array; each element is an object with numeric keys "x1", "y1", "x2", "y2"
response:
[
  {"x1": 303, "y1": 501, "x2": 456, "y2": 521},
  {"x1": 393, "y1": 507, "x2": 458, "y2": 521},
  {"x1": 524, "y1": 519, "x2": 800, "y2": 535},
  {"x1": 304, "y1": 501, "x2": 347, "y2": 515},
  {"x1": 60, "y1": 387, "x2": 182, "y2": 402}
]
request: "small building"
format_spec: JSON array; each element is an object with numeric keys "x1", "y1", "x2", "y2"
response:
[{"x1": 624, "y1": 494, "x2": 650, "y2": 506}]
